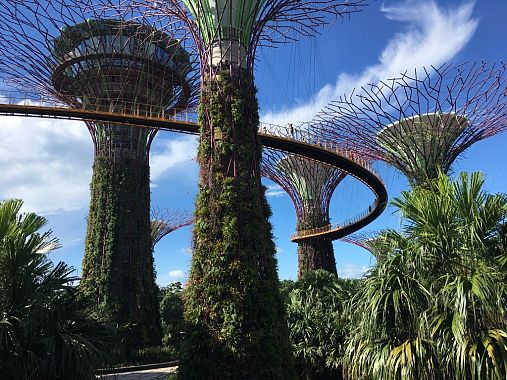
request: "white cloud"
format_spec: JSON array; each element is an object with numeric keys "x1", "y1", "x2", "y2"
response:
[
  {"x1": 180, "y1": 247, "x2": 193, "y2": 255},
  {"x1": 337, "y1": 263, "x2": 370, "y2": 279},
  {"x1": 157, "y1": 269, "x2": 188, "y2": 285},
  {"x1": 150, "y1": 135, "x2": 198, "y2": 182},
  {"x1": 0, "y1": 115, "x2": 93, "y2": 214},
  {"x1": 168, "y1": 269, "x2": 186, "y2": 278},
  {"x1": 262, "y1": 0, "x2": 478, "y2": 125},
  {"x1": 265, "y1": 183, "x2": 286, "y2": 197},
  {"x1": 0, "y1": 108, "x2": 198, "y2": 215}
]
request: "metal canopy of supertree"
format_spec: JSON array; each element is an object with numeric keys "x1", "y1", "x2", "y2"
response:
[
  {"x1": 151, "y1": 208, "x2": 193, "y2": 248},
  {"x1": 340, "y1": 230, "x2": 381, "y2": 257},
  {"x1": 0, "y1": 0, "x2": 200, "y2": 346},
  {"x1": 0, "y1": 1, "x2": 199, "y2": 157},
  {"x1": 261, "y1": 147, "x2": 346, "y2": 276},
  {"x1": 131, "y1": 0, "x2": 366, "y2": 71},
  {"x1": 315, "y1": 61, "x2": 507, "y2": 186}
]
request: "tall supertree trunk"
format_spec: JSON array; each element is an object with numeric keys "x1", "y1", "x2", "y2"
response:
[
  {"x1": 297, "y1": 239, "x2": 337, "y2": 278},
  {"x1": 81, "y1": 127, "x2": 161, "y2": 348},
  {"x1": 178, "y1": 69, "x2": 296, "y2": 380},
  {"x1": 297, "y1": 209, "x2": 337, "y2": 277}
]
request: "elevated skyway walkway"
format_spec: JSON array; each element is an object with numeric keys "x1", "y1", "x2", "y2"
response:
[{"x1": 0, "y1": 95, "x2": 387, "y2": 242}]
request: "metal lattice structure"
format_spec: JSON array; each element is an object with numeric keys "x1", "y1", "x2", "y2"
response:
[
  {"x1": 151, "y1": 208, "x2": 193, "y2": 248},
  {"x1": 261, "y1": 148, "x2": 346, "y2": 231},
  {"x1": 315, "y1": 61, "x2": 507, "y2": 186},
  {"x1": 261, "y1": 147, "x2": 347, "y2": 276},
  {"x1": 126, "y1": 0, "x2": 366, "y2": 72},
  {"x1": 340, "y1": 230, "x2": 381, "y2": 256},
  {"x1": 0, "y1": 0, "x2": 199, "y2": 157}
]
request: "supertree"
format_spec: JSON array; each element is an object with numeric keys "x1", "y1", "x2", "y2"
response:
[
  {"x1": 0, "y1": 0, "x2": 199, "y2": 345},
  {"x1": 316, "y1": 61, "x2": 507, "y2": 187},
  {"x1": 92, "y1": 0, "x2": 366, "y2": 377},
  {"x1": 340, "y1": 230, "x2": 382, "y2": 258},
  {"x1": 261, "y1": 148, "x2": 346, "y2": 277},
  {"x1": 151, "y1": 207, "x2": 193, "y2": 249}
]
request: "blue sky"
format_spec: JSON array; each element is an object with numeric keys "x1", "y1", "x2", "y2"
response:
[{"x1": 0, "y1": 0, "x2": 505, "y2": 284}]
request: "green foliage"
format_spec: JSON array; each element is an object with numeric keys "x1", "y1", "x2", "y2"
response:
[
  {"x1": 81, "y1": 153, "x2": 160, "y2": 350},
  {"x1": 160, "y1": 282, "x2": 185, "y2": 351},
  {"x1": 345, "y1": 172, "x2": 507, "y2": 379},
  {"x1": 178, "y1": 69, "x2": 296, "y2": 380},
  {"x1": 128, "y1": 346, "x2": 177, "y2": 365},
  {"x1": 279, "y1": 279, "x2": 295, "y2": 303},
  {"x1": 0, "y1": 199, "x2": 109, "y2": 380},
  {"x1": 286, "y1": 270, "x2": 357, "y2": 380}
]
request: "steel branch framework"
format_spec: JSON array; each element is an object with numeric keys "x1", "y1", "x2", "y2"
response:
[
  {"x1": 151, "y1": 207, "x2": 193, "y2": 248},
  {"x1": 261, "y1": 148, "x2": 346, "y2": 231},
  {"x1": 119, "y1": 0, "x2": 367, "y2": 72},
  {"x1": 0, "y1": 0, "x2": 200, "y2": 156},
  {"x1": 261, "y1": 146, "x2": 348, "y2": 276},
  {"x1": 340, "y1": 230, "x2": 381, "y2": 256},
  {"x1": 315, "y1": 61, "x2": 507, "y2": 186}
]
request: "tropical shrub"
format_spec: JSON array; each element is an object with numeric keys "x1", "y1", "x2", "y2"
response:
[
  {"x1": 160, "y1": 282, "x2": 185, "y2": 351},
  {"x1": 286, "y1": 270, "x2": 357, "y2": 380},
  {"x1": 345, "y1": 172, "x2": 507, "y2": 379},
  {"x1": 0, "y1": 199, "x2": 109, "y2": 380}
]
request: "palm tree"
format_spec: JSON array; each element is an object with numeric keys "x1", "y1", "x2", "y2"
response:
[
  {"x1": 345, "y1": 172, "x2": 507, "y2": 379},
  {"x1": 0, "y1": 199, "x2": 108, "y2": 380}
]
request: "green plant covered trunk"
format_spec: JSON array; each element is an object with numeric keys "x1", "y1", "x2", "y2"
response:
[
  {"x1": 297, "y1": 211, "x2": 337, "y2": 278},
  {"x1": 178, "y1": 69, "x2": 296, "y2": 380},
  {"x1": 80, "y1": 145, "x2": 160, "y2": 347},
  {"x1": 297, "y1": 239, "x2": 337, "y2": 278}
]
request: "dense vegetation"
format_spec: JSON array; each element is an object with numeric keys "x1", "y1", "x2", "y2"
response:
[
  {"x1": 285, "y1": 172, "x2": 507, "y2": 380},
  {"x1": 81, "y1": 153, "x2": 161, "y2": 349},
  {"x1": 0, "y1": 200, "x2": 109, "y2": 380},
  {"x1": 346, "y1": 172, "x2": 507, "y2": 379},
  {"x1": 2, "y1": 168, "x2": 506, "y2": 380}
]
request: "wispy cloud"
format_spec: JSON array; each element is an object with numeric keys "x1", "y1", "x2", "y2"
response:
[
  {"x1": 150, "y1": 135, "x2": 198, "y2": 182},
  {"x1": 265, "y1": 183, "x2": 286, "y2": 197},
  {"x1": 337, "y1": 263, "x2": 370, "y2": 279},
  {"x1": 180, "y1": 247, "x2": 193, "y2": 256},
  {"x1": 262, "y1": 0, "x2": 478, "y2": 125}
]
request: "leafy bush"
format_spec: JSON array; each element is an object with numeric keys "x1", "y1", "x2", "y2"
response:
[
  {"x1": 346, "y1": 173, "x2": 507, "y2": 379},
  {"x1": 160, "y1": 282, "x2": 185, "y2": 352},
  {"x1": 286, "y1": 270, "x2": 356, "y2": 380},
  {"x1": 129, "y1": 346, "x2": 177, "y2": 365},
  {"x1": 0, "y1": 199, "x2": 109, "y2": 379}
]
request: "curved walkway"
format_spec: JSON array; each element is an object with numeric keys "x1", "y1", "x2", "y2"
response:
[{"x1": 0, "y1": 101, "x2": 387, "y2": 241}]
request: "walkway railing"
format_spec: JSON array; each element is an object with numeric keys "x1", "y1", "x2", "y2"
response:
[
  {"x1": 259, "y1": 122, "x2": 383, "y2": 185},
  {"x1": 0, "y1": 91, "x2": 199, "y2": 124},
  {"x1": 290, "y1": 199, "x2": 380, "y2": 241}
]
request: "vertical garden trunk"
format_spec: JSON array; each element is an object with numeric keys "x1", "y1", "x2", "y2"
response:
[
  {"x1": 80, "y1": 127, "x2": 161, "y2": 347},
  {"x1": 297, "y1": 210, "x2": 337, "y2": 278},
  {"x1": 178, "y1": 69, "x2": 296, "y2": 380},
  {"x1": 297, "y1": 239, "x2": 337, "y2": 278}
]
